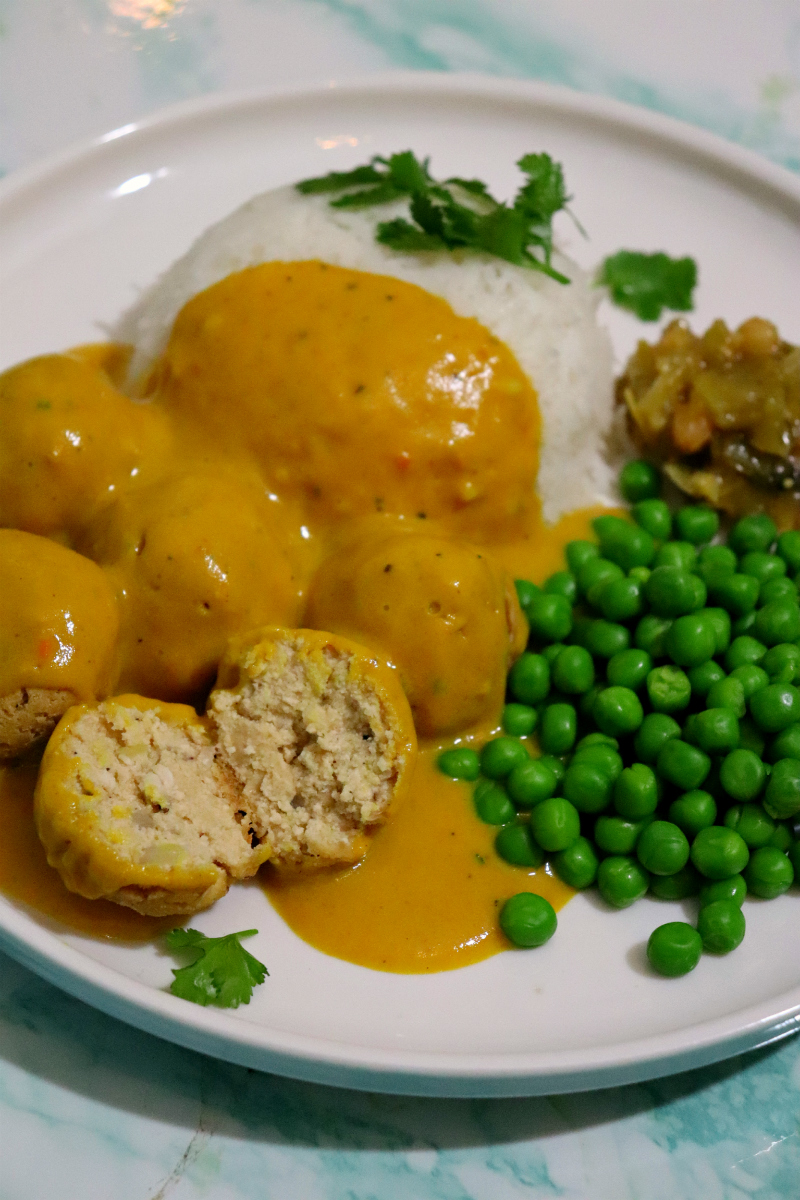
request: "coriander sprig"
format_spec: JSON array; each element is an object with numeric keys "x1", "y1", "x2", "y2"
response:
[
  {"x1": 597, "y1": 250, "x2": 698, "y2": 321},
  {"x1": 297, "y1": 150, "x2": 574, "y2": 282},
  {"x1": 165, "y1": 927, "x2": 268, "y2": 1008}
]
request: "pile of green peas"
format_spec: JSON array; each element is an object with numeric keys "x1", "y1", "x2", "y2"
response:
[{"x1": 438, "y1": 458, "x2": 800, "y2": 976}]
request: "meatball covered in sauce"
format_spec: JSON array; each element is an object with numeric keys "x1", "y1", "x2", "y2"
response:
[
  {"x1": 305, "y1": 527, "x2": 526, "y2": 737},
  {"x1": 81, "y1": 471, "x2": 304, "y2": 702}
]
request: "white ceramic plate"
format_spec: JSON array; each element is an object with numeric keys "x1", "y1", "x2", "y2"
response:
[{"x1": 2, "y1": 74, "x2": 800, "y2": 1098}]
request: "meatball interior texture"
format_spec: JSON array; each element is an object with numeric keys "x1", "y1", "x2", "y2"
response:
[
  {"x1": 34, "y1": 695, "x2": 269, "y2": 917},
  {"x1": 208, "y1": 627, "x2": 417, "y2": 867}
]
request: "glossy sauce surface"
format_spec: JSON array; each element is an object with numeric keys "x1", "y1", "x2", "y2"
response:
[
  {"x1": 266, "y1": 744, "x2": 572, "y2": 972},
  {"x1": 0, "y1": 261, "x2": 608, "y2": 966}
]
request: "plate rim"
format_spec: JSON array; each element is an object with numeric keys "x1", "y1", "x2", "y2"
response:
[{"x1": 1, "y1": 71, "x2": 800, "y2": 1096}]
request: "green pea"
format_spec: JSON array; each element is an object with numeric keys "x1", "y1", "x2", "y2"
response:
[
  {"x1": 665, "y1": 613, "x2": 716, "y2": 668},
  {"x1": 708, "y1": 573, "x2": 761, "y2": 617},
  {"x1": 495, "y1": 823, "x2": 545, "y2": 868},
  {"x1": 703, "y1": 678, "x2": 743, "y2": 720},
  {"x1": 777, "y1": 530, "x2": 800, "y2": 573},
  {"x1": 529, "y1": 797, "x2": 581, "y2": 852},
  {"x1": 575, "y1": 732, "x2": 620, "y2": 751},
  {"x1": 597, "y1": 577, "x2": 643, "y2": 622},
  {"x1": 762, "y1": 757, "x2": 800, "y2": 820},
  {"x1": 634, "y1": 615, "x2": 672, "y2": 661},
  {"x1": 675, "y1": 505, "x2": 719, "y2": 545},
  {"x1": 584, "y1": 619, "x2": 631, "y2": 659},
  {"x1": 593, "y1": 515, "x2": 655, "y2": 571},
  {"x1": 571, "y1": 744, "x2": 624, "y2": 782},
  {"x1": 657, "y1": 740, "x2": 711, "y2": 790},
  {"x1": 691, "y1": 826, "x2": 750, "y2": 879},
  {"x1": 769, "y1": 823, "x2": 793, "y2": 853},
  {"x1": 647, "y1": 923, "x2": 702, "y2": 976},
  {"x1": 637, "y1": 820, "x2": 690, "y2": 876},
  {"x1": 731, "y1": 611, "x2": 757, "y2": 637},
  {"x1": 543, "y1": 571, "x2": 578, "y2": 603},
  {"x1": 593, "y1": 686, "x2": 644, "y2": 736},
  {"x1": 688, "y1": 660, "x2": 726, "y2": 698},
  {"x1": 577, "y1": 556, "x2": 624, "y2": 599},
  {"x1": 502, "y1": 703, "x2": 537, "y2": 737},
  {"x1": 762, "y1": 643, "x2": 800, "y2": 684},
  {"x1": 705, "y1": 608, "x2": 732, "y2": 655},
  {"x1": 508, "y1": 652, "x2": 550, "y2": 705},
  {"x1": 645, "y1": 567, "x2": 698, "y2": 617},
  {"x1": 607, "y1": 648, "x2": 652, "y2": 690},
  {"x1": 649, "y1": 864, "x2": 702, "y2": 900},
  {"x1": 768, "y1": 723, "x2": 800, "y2": 762},
  {"x1": 634, "y1": 712, "x2": 681, "y2": 763},
  {"x1": 514, "y1": 578, "x2": 540, "y2": 616},
  {"x1": 507, "y1": 758, "x2": 557, "y2": 809},
  {"x1": 552, "y1": 645, "x2": 595, "y2": 695},
  {"x1": 619, "y1": 458, "x2": 661, "y2": 502},
  {"x1": 539, "y1": 703, "x2": 577, "y2": 756},
  {"x1": 697, "y1": 900, "x2": 746, "y2": 954},
  {"x1": 740, "y1": 550, "x2": 786, "y2": 585},
  {"x1": 562, "y1": 761, "x2": 613, "y2": 814},
  {"x1": 538, "y1": 754, "x2": 566, "y2": 783},
  {"x1": 481, "y1": 737, "x2": 529, "y2": 780},
  {"x1": 595, "y1": 814, "x2": 648, "y2": 855},
  {"x1": 632, "y1": 498, "x2": 672, "y2": 540},
  {"x1": 647, "y1": 665, "x2": 691, "y2": 713},
  {"x1": 699, "y1": 874, "x2": 747, "y2": 908},
  {"x1": 437, "y1": 747, "x2": 480, "y2": 780},
  {"x1": 754, "y1": 599, "x2": 800, "y2": 648},
  {"x1": 628, "y1": 565, "x2": 651, "y2": 585},
  {"x1": 750, "y1": 683, "x2": 800, "y2": 732},
  {"x1": 474, "y1": 780, "x2": 516, "y2": 824},
  {"x1": 526, "y1": 592, "x2": 573, "y2": 643},
  {"x1": 553, "y1": 836, "x2": 599, "y2": 889},
  {"x1": 744, "y1": 846, "x2": 794, "y2": 898},
  {"x1": 693, "y1": 708, "x2": 740, "y2": 754},
  {"x1": 723, "y1": 803, "x2": 776, "y2": 849},
  {"x1": 728, "y1": 664, "x2": 769, "y2": 699},
  {"x1": 737, "y1": 718, "x2": 766, "y2": 757},
  {"x1": 669, "y1": 790, "x2": 717, "y2": 837},
  {"x1": 728, "y1": 513, "x2": 777, "y2": 555},
  {"x1": 697, "y1": 544, "x2": 738, "y2": 587},
  {"x1": 613, "y1": 763, "x2": 659, "y2": 819},
  {"x1": 565, "y1": 540, "x2": 600, "y2": 574},
  {"x1": 654, "y1": 541, "x2": 697, "y2": 571},
  {"x1": 719, "y1": 748, "x2": 766, "y2": 802},
  {"x1": 597, "y1": 856, "x2": 650, "y2": 908},
  {"x1": 725, "y1": 636, "x2": 767, "y2": 672},
  {"x1": 579, "y1": 683, "x2": 613, "y2": 720},
  {"x1": 759, "y1": 577, "x2": 797, "y2": 606},
  {"x1": 688, "y1": 574, "x2": 708, "y2": 611},
  {"x1": 499, "y1": 892, "x2": 557, "y2": 947},
  {"x1": 542, "y1": 642, "x2": 567, "y2": 665},
  {"x1": 603, "y1": 517, "x2": 659, "y2": 571}
]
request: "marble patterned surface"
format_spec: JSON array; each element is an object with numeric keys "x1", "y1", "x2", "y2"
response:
[{"x1": 2, "y1": 3, "x2": 800, "y2": 1197}]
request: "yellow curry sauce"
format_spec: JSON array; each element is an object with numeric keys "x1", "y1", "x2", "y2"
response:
[{"x1": 0, "y1": 260, "x2": 605, "y2": 969}]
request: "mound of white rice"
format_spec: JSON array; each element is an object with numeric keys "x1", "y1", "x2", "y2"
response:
[{"x1": 114, "y1": 186, "x2": 616, "y2": 523}]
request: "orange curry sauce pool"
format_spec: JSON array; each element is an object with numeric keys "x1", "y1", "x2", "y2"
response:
[{"x1": 0, "y1": 259, "x2": 608, "y2": 971}]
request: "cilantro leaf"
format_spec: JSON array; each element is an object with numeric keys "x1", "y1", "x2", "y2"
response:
[
  {"x1": 297, "y1": 150, "x2": 573, "y2": 281},
  {"x1": 597, "y1": 250, "x2": 698, "y2": 321},
  {"x1": 295, "y1": 165, "x2": 384, "y2": 194},
  {"x1": 165, "y1": 927, "x2": 268, "y2": 1008}
]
